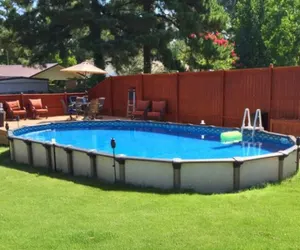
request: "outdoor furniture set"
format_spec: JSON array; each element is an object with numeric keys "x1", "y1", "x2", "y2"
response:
[
  {"x1": 4, "y1": 99, "x2": 48, "y2": 120},
  {"x1": 66, "y1": 96, "x2": 105, "y2": 120},
  {"x1": 132, "y1": 100, "x2": 167, "y2": 121}
]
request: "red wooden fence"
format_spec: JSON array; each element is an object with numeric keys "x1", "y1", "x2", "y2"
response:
[
  {"x1": 3, "y1": 65, "x2": 300, "y2": 135},
  {"x1": 223, "y1": 68, "x2": 272, "y2": 127},
  {"x1": 88, "y1": 65, "x2": 300, "y2": 134},
  {"x1": 178, "y1": 71, "x2": 224, "y2": 126}
]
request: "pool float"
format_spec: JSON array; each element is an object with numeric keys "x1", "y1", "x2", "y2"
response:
[{"x1": 220, "y1": 131, "x2": 243, "y2": 144}]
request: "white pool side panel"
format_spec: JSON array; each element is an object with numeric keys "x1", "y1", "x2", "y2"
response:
[
  {"x1": 125, "y1": 159, "x2": 173, "y2": 189},
  {"x1": 32, "y1": 142, "x2": 48, "y2": 168},
  {"x1": 8, "y1": 130, "x2": 299, "y2": 195},
  {"x1": 181, "y1": 162, "x2": 234, "y2": 193},
  {"x1": 239, "y1": 157, "x2": 279, "y2": 189}
]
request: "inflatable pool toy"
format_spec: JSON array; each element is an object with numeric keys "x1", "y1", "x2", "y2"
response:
[{"x1": 220, "y1": 131, "x2": 243, "y2": 144}]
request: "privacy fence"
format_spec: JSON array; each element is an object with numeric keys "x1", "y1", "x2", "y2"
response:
[
  {"x1": 0, "y1": 92, "x2": 85, "y2": 116},
  {"x1": 89, "y1": 65, "x2": 300, "y2": 135}
]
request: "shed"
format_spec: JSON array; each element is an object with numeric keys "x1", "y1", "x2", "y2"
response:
[{"x1": 0, "y1": 77, "x2": 49, "y2": 94}]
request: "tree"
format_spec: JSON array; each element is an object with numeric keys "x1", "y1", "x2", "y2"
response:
[
  {"x1": 170, "y1": 31, "x2": 238, "y2": 70},
  {"x1": 108, "y1": 0, "x2": 229, "y2": 73},
  {"x1": 0, "y1": 0, "x2": 32, "y2": 65},
  {"x1": 233, "y1": 0, "x2": 271, "y2": 68},
  {"x1": 261, "y1": 0, "x2": 300, "y2": 66},
  {"x1": 5, "y1": 0, "x2": 229, "y2": 74}
]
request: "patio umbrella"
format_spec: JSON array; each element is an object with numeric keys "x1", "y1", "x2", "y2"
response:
[{"x1": 60, "y1": 61, "x2": 108, "y2": 90}]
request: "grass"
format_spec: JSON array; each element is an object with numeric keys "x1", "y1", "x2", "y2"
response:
[{"x1": 1, "y1": 147, "x2": 300, "y2": 250}]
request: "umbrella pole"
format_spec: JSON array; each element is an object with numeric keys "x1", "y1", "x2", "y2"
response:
[{"x1": 84, "y1": 72, "x2": 87, "y2": 91}]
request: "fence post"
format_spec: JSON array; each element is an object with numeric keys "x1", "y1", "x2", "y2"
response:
[
  {"x1": 141, "y1": 73, "x2": 144, "y2": 100},
  {"x1": 20, "y1": 92, "x2": 24, "y2": 108},
  {"x1": 176, "y1": 72, "x2": 180, "y2": 123},
  {"x1": 269, "y1": 64, "x2": 274, "y2": 130},
  {"x1": 222, "y1": 70, "x2": 226, "y2": 127},
  {"x1": 110, "y1": 77, "x2": 114, "y2": 116},
  {"x1": 64, "y1": 92, "x2": 68, "y2": 106}
]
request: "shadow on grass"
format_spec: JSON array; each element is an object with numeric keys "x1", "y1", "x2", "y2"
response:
[
  {"x1": 0, "y1": 147, "x2": 286, "y2": 196},
  {"x1": 0, "y1": 147, "x2": 201, "y2": 196}
]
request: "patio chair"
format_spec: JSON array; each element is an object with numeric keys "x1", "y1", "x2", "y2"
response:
[
  {"x1": 28, "y1": 98, "x2": 48, "y2": 119},
  {"x1": 68, "y1": 96, "x2": 77, "y2": 105},
  {"x1": 4, "y1": 100, "x2": 27, "y2": 120},
  {"x1": 96, "y1": 97, "x2": 105, "y2": 119},
  {"x1": 60, "y1": 99, "x2": 77, "y2": 121},
  {"x1": 132, "y1": 100, "x2": 150, "y2": 120},
  {"x1": 87, "y1": 98, "x2": 99, "y2": 120},
  {"x1": 75, "y1": 96, "x2": 88, "y2": 118},
  {"x1": 147, "y1": 101, "x2": 167, "y2": 121}
]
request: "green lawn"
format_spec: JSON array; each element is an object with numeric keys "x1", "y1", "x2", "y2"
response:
[{"x1": 1, "y1": 147, "x2": 300, "y2": 250}]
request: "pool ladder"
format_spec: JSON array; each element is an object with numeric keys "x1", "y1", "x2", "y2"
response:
[
  {"x1": 242, "y1": 141, "x2": 262, "y2": 156},
  {"x1": 241, "y1": 108, "x2": 264, "y2": 139},
  {"x1": 240, "y1": 108, "x2": 264, "y2": 156}
]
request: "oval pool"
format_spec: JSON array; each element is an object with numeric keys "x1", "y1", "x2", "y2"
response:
[
  {"x1": 16, "y1": 123, "x2": 290, "y2": 160},
  {"x1": 9, "y1": 120, "x2": 298, "y2": 194}
]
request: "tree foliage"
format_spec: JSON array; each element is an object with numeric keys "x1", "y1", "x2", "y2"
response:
[
  {"x1": 4, "y1": 0, "x2": 229, "y2": 73},
  {"x1": 233, "y1": 0, "x2": 271, "y2": 68},
  {"x1": 0, "y1": 0, "x2": 32, "y2": 64},
  {"x1": 262, "y1": 0, "x2": 300, "y2": 66},
  {"x1": 171, "y1": 31, "x2": 237, "y2": 70}
]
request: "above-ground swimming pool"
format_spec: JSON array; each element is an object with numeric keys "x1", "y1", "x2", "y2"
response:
[{"x1": 8, "y1": 120, "x2": 299, "y2": 194}]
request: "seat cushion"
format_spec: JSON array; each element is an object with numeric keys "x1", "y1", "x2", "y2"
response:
[
  {"x1": 152, "y1": 101, "x2": 166, "y2": 112},
  {"x1": 147, "y1": 111, "x2": 161, "y2": 117},
  {"x1": 29, "y1": 99, "x2": 43, "y2": 109},
  {"x1": 12, "y1": 110, "x2": 26, "y2": 115},
  {"x1": 132, "y1": 111, "x2": 144, "y2": 116},
  {"x1": 5, "y1": 100, "x2": 21, "y2": 110},
  {"x1": 35, "y1": 109, "x2": 48, "y2": 114},
  {"x1": 136, "y1": 100, "x2": 150, "y2": 111}
]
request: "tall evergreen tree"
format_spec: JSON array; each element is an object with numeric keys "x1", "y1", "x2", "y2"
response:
[
  {"x1": 109, "y1": 0, "x2": 229, "y2": 73},
  {"x1": 233, "y1": 0, "x2": 271, "y2": 68},
  {"x1": 5, "y1": 0, "x2": 228, "y2": 73}
]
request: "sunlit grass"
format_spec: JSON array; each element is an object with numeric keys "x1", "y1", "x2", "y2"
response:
[{"x1": 1, "y1": 147, "x2": 300, "y2": 250}]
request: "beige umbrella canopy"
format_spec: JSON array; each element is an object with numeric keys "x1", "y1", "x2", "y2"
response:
[
  {"x1": 60, "y1": 61, "x2": 107, "y2": 75},
  {"x1": 60, "y1": 61, "x2": 107, "y2": 90}
]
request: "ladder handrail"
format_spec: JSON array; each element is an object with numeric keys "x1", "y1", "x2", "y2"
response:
[
  {"x1": 241, "y1": 108, "x2": 252, "y2": 135},
  {"x1": 252, "y1": 109, "x2": 264, "y2": 138}
]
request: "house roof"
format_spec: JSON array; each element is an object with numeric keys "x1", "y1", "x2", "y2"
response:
[
  {"x1": 0, "y1": 63, "x2": 58, "y2": 78},
  {"x1": 0, "y1": 76, "x2": 49, "y2": 82}
]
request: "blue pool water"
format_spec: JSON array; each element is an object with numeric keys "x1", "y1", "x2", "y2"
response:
[{"x1": 18, "y1": 127, "x2": 288, "y2": 160}]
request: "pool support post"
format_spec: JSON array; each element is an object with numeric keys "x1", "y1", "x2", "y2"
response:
[
  {"x1": 64, "y1": 146, "x2": 74, "y2": 175},
  {"x1": 24, "y1": 139, "x2": 33, "y2": 166},
  {"x1": 116, "y1": 154, "x2": 126, "y2": 183},
  {"x1": 233, "y1": 158, "x2": 244, "y2": 191},
  {"x1": 87, "y1": 150, "x2": 97, "y2": 178},
  {"x1": 172, "y1": 158, "x2": 182, "y2": 190},
  {"x1": 8, "y1": 137, "x2": 15, "y2": 161},
  {"x1": 278, "y1": 151, "x2": 289, "y2": 182},
  {"x1": 111, "y1": 138, "x2": 117, "y2": 183},
  {"x1": 42, "y1": 142, "x2": 53, "y2": 172},
  {"x1": 51, "y1": 139, "x2": 57, "y2": 172}
]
